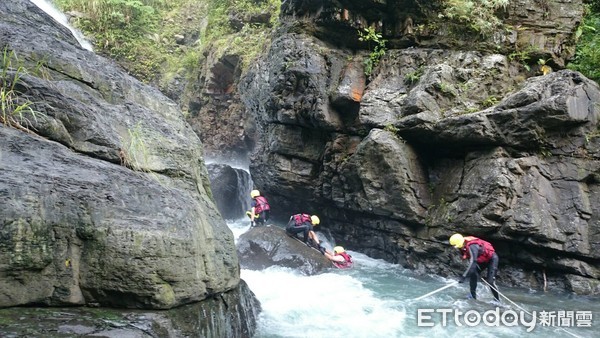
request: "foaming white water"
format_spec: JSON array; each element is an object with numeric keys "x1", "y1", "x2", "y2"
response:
[
  {"x1": 242, "y1": 267, "x2": 406, "y2": 338},
  {"x1": 229, "y1": 218, "x2": 251, "y2": 243},
  {"x1": 29, "y1": 0, "x2": 93, "y2": 51}
]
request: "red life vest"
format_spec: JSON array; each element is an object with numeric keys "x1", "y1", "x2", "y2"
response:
[
  {"x1": 293, "y1": 213, "x2": 312, "y2": 226},
  {"x1": 461, "y1": 236, "x2": 495, "y2": 263},
  {"x1": 253, "y1": 196, "x2": 270, "y2": 213},
  {"x1": 332, "y1": 252, "x2": 353, "y2": 269}
]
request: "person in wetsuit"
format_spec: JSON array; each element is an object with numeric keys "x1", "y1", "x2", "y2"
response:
[
  {"x1": 449, "y1": 233, "x2": 499, "y2": 301},
  {"x1": 286, "y1": 213, "x2": 325, "y2": 253},
  {"x1": 249, "y1": 190, "x2": 270, "y2": 227},
  {"x1": 324, "y1": 246, "x2": 353, "y2": 269}
]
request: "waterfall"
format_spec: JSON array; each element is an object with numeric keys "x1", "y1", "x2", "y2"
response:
[
  {"x1": 29, "y1": 0, "x2": 93, "y2": 51},
  {"x1": 235, "y1": 168, "x2": 253, "y2": 215},
  {"x1": 207, "y1": 163, "x2": 252, "y2": 220}
]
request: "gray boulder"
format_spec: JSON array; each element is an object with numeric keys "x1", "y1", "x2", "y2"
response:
[{"x1": 237, "y1": 226, "x2": 332, "y2": 275}]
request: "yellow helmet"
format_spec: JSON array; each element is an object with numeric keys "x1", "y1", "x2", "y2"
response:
[
  {"x1": 310, "y1": 215, "x2": 320, "y2": 225},
  {"x1": 449, "y1": 233, "x2": 465, "y2": 249},
  {"x1": 250, "y1": 190, "x2": 260, "y2": 198},
  {"x1": 333, "y1": 246, "x2": 345, "y2": 254}
]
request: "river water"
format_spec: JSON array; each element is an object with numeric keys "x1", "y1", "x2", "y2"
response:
[{"x1": 228, "y1": 219, "x2": 599, "y2": 338}]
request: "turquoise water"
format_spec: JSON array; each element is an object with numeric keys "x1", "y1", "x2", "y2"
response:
[{"x1": 229, "y1": 219, "x2": 599, "y2": 338}]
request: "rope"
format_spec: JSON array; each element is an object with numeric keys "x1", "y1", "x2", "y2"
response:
[
  {"x1": 480, "y1": 278, "x2": 582, "y2": 338},
  {"x1": 413, "y1": 281, "x2": 458, "y2": 301}
]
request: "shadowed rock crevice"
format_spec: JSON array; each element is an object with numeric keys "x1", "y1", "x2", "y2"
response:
[{"x1": 207, "y1": 54, "x2": 241, "y2": 95}]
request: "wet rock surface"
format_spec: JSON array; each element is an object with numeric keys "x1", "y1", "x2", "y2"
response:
[
  {"x1": 0, "y1": 1, "x2": 259, "y2": 336},
  {"x1": 0, "y1": 280, "x2": 260, "y2": 338},
  {"x1": 237, "y1": 226, "x2": 333, "y2": 275}
]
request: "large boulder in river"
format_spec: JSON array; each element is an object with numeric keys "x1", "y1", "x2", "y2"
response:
[{"x1": 237, "y1": 226, "x2": 332, "y2": 275}]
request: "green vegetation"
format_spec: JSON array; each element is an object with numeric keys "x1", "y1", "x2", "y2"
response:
[
  {"x1": 567, "y1": 4, "x2": 600, "y2": 84},
  {"x1": 438, "y1": 81, "x2": 456, "y2": 97},
  {"x1": 383, "y1": 124, "x2": 399, "y2": 134},
  {"x1": 51, "y1": 0, "x2": 600, "y2": 90},
  {"x1": 404, "y1": 66, "x2": 424, "y2": 85},
  {"x1": 1, "y1": 47, "x2": 44, "y2": 132},
  {"x1": 508, "y1": 47, "x2": 535, "y2": 71},
  {"x1": 55, "y1": 0, "x2": 279, "y2": 84},
  {"x1": 87, "y1": 308, "x2": 125, "y2": 321},
  {"x1": 460, "y1": 106, "x2": 480, "y2": 114},
  {"x1": 358, "y1": 27, "x2": 387, "y2": 77},
  {"x1": 539, "y1": 146, "x2": 552, "y2": 158},
  {"x1": 202, "y1": 0, "x2": 279, "y2": 71},
  {"x1": 482, "y1": 95, "x2": 498, "y2": 108},
  {"x1": 440, "y1": 0, "x2": 509, "y2": 36},
  {"x1": 585, "y1": 128, "x2": 600, "y2": 144},
  {"x1": 119, "y1": 122, "x2": 166, "y2": 183},
  {"x1": 55, "y1": 0, "x2": 163, "y2": 80}
]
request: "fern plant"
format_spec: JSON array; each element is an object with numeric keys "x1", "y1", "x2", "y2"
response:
[
  {"x1": 404, "y1": 66, "x2": 424, "y2": 85},
  {"x1": 358, "y1": 27, "x2": 387, "y2": 77}
]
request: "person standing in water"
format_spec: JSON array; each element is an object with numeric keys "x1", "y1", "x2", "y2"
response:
[{"x1": 449, "y1": 233, "x2": 500, "y2": 301}]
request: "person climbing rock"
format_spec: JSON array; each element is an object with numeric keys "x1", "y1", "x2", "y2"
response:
[
  {"x1": 286, "y1": 213, "x2": 324, "y2": 253},
  {"x1": 248, "y1": 189, "x2": 270, "y2": 227}
]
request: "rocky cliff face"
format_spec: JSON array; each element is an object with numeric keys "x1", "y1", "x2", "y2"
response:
[
  {"x1": 185, "y1": 52, "x2": 257, "y2": 163},
  {"x1": 0, "y1": 3, "x2": 256, "y2": 333},
  {"x1": 240, "y1": 0, "x2": 600, "y2": 294}
]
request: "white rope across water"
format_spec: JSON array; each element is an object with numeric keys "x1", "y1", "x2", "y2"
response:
[
  {"x1": 412, "y1": 281, "x2": 458, "y2": 301},
  {"x1": 412, "y1": 278, "x2": 584, "y2": 338},
  {"x1": 480, "y1": 278, "x2": 583, "y2": 338}
]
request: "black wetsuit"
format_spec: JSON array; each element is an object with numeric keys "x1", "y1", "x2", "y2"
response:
[
  {"x1": 285, "y1": 216, "x2": 312, "y2": 243},
  {"x1": 462, "y1": 244, "x2": 499, "y2": 301}
]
